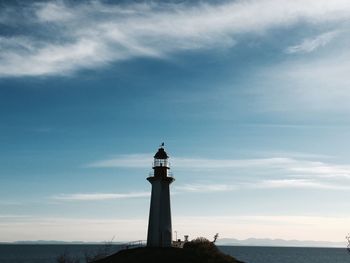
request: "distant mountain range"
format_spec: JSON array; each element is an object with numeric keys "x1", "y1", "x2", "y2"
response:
[
  {"x1": 216, "y1": 238, "x2": 346, "y2": 248},
  {"x1": 0, "y1": 238, "x2": 346, "y2": 248}
]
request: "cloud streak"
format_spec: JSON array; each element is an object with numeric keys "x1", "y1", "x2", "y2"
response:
[
  {"x1": 87, "y1": 154, "x2": 152, "y2": 168},
  {"x1": 1, "y1": 0, "x2": 350, "y2": 77},
  {"x1": 88, "y1": 154, "x2": 350, "y2": 177},
  {"x1": 53, "y1": 192, "x2": 150, "y2": 201},
  {"x1": 86, "y1": 153, "x2": 350, "y2": 193},
  {"x1": 53, "y1": 184, "x2": 237, "y2": 201},
  {"x1": 258, "y1": 28, "x2": 350, "y2": 112},
  {"x1": 286, "y1": 31, "x2": 339, "y2": 54},
  {"x1": 252, "y1": 179, "x2": 350, "y2": 190},
  {"x1": 175, "y1": 183, "x2": 237, "y2": 193},
  {"x1": 88, "y1": 154, "x2": 295, "y2": 169}
]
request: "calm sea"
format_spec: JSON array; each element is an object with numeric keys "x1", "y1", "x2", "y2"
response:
[{"x1": 0, "y1": 245, "x2": 348, "y2": 263}]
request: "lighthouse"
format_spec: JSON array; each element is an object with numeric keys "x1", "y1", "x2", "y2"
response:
[{"x1": 146, "y1": 145, "x2": 175, "y2": 247}]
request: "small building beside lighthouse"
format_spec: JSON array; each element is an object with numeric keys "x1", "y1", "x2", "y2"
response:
[{"x1": 146, "y1": 145, "x2": 174, "y2": 247}]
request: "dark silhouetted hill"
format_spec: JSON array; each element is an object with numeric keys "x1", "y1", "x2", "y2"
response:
[{"x1": 93, "y1": 238, "x2": 244, "y2": 263}]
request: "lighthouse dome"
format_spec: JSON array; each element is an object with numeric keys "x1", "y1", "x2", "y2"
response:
[{"x1": 154, "y1": 147, "x2": 169, "y2": 159}]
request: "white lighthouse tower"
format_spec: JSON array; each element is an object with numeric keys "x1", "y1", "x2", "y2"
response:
[{"x1": 146, "y1": 145, "x2": 174, "y2": 247}]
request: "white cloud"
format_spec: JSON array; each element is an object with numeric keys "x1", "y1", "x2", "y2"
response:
[
  {"x1": 175, "y1": 183, "x2": 236, "y2": 193},
  {"x1": 286, "y1": 31, "x2": 339, "y2": 54},
  {"x1": 87, "y1": 154, "x2": 152, "y2": 168},
  {"x1": 35, "y1": 2, "x2": 74, "y2": 22},
  {"x1": 175, "y1": 178, "x2": 349, "y2": 193},
  {"x1": 53, "y1": 192, "x2": 150, "y2": 201},
  {"x1": 53, "y1": 184, "x2": 237, "y2": 202},
  {"x1": 289, "y1": 162, "x2": 350, "y2": 179},
  {"x1": 257, "y1": 28, "x2": 350, "y2": 112},
  {"x1": 88, "y1": 154, "x2": 294, "y2": 169},
  {"x1": 86, "y1": 153, "x2": 350, "y2": 192},
  {"x1": 88, "y1": 153, "x2": 350, "y2": 176},
  {"x1": 173, "y1": 157, "x2": 293, "y2": 169},
  {"x1": 2, "y1": 0, "x2": 350, "y2": 77},
  {"x1": 0, "y1": 214, "x2": 32, "y2": 219},
  {"x1": 0, "y1": 201, "x2": 23, "y2": 206},
  {"x1": 252, "y1": 179, "x2": 349, "y2": 190}
]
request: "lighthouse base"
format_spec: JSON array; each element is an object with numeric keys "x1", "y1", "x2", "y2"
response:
[{"x1": 147, "y1": 176, "x2": 174, "y2": 247}]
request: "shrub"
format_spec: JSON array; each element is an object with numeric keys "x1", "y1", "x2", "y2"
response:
[{"x1": 184, "y1": 237, "x2": 217, "y2": 251}]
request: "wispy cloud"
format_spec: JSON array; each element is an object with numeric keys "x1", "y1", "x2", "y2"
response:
[
  {"x1": 286, "y1": 31, "x2": 339, "y2": 54},
  {"x1": 0, "y1": 201, "x2": 23, "y2": 206},
  {"x1": 53, "y1": 192, "x2": 150, "y2": 201},
  {"x1": 0, "y1": 214, "x2": 32, "y2": 219},
  {"x1": 173, "y1": 157, "x2": 293, "y2": 169},
  {"x1": 258, "y1": 28, "x2": 350, "y2": 112},
  {"x1": 289, "y1": 162, "x2": 350, "y2": 179},
  {"x1": 87, "y1": 153, "x2": 350, "y2": 192},
  {"x1": 87, "y1": 153, "x2": 350, "y2": 176},
  {"x1": 175, "y1": 183, "x2": 236, "y2": 193},
  {"x1": 175, "y1": 178, "x2": 349, "y2": 193},
  {"x1": 87, "y1": 154, "x2": 152, "y2": 168},
  {"x1": 252, "y1": 179, "x2": 350, "y2": 190},
  {"x1": 2, "y1": 0, "x2": 350, "y2": 77},
  {"x1": 87, "y1": 154, "x2": 294, "y2": 169},
  {"x1": 53, "y1": 177, "x2": 346, "y2": 202}
]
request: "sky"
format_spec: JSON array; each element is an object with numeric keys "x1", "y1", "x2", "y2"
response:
[{"x1": 0, "y1": 0, "x2": 350, "y2": 244}]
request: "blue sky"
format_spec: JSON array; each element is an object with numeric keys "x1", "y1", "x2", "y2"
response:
[{"x1": 0, "y1": 0, "x2": 350, "y2": 243}]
